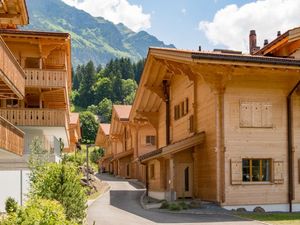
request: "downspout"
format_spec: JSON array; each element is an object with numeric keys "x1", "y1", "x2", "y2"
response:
[
  {"x1": 163, "y1": 80, "x2": 170, "y2": 145},
  {"x1": 287, "y1": 80, "x2": 300, "y2": 213}
]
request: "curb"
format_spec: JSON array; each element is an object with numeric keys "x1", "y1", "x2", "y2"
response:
[{"x1": 139, "y1": 190, "x2": 147, "y2": 209}]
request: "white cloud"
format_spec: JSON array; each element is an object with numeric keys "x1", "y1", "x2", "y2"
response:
[
  {"x1": 199, "y1": 0, "x2": 300, "y2": 52},
  {"x1": 62, "y1": 0, "x2": 151, "y2": 32},
  {"x1": 181, "y1": 8, "x2": 187, "y2": 15}
]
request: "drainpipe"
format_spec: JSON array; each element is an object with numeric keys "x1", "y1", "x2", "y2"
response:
[
  {"x1": 287, "y1": 80, "x2": 300, "y2": 213},
  {"x1": 163, "y1": 80, "x2": 170, "y2": 145}
]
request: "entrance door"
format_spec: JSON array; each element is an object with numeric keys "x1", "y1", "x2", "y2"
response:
[{"x1": 177, "y1": 163, "x2": 193, "y2": 198}]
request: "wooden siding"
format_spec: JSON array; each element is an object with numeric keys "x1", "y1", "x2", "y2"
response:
[
  {"x1": 170, "y1": 74, "x2": 194, "y2": 143},
  {"x1": 0, "y1": 116, "x2": 24, "y2": 155},
  {"x1": 194, "y1": 77, "x2": 218, "y2": 201},
  {"x1": 0, "y1": 108, "x2": 67, "y2": 127},
  {"x1": 223, "y1": 79, "x2": 290, "y2": 205}
]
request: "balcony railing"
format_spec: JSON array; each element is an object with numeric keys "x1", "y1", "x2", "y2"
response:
[
  {"x1": 0, "y1": 116, "x2": 24, "y2": 155},
  {"x1": 24, "y1": 69, "x2": 67, "y2": 88},
  {"x1": 0, "y1": 108, "x2": 68, "y2": 127},
  {"x1": 0, "y1": 37, "x2": 25, "y2": 98}
]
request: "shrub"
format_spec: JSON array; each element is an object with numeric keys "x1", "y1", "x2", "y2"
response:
[
  {"x1": 168, "y1": 203, "x2": 181, "y2": 211},
  {"x1": 5, "y1": 197, "x2": 18, "y2": 213},
  {"x1": 1, "y1": 198, "x2": 78, "y2": 225},
  {"x1": 160, "y1": 200, "x2": 169, "y2": 209},
  {"x1": 178, "y1": 201, "x2": 189, "y2": 210},
  {"x1": 90, "y1": 147, "x2": 104, "y2": 164},
  {"x1": 30, "y1": 163, "x2": 87, "y2": 224}
]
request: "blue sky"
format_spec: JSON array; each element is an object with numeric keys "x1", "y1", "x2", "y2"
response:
[
  {"x1": 63, "y1": 0, "x2": 300, "y2": 53},
  {"x1": 128, "y1": 0, "x2": 253, "y2": 50}
]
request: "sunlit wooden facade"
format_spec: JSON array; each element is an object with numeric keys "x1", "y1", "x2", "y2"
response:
[
  {"x1": 131, "y1": 37, "x2": 300, "y2": 211},
  {"x1": 96, "y1": 123, "x2": 112, "y2": 172}
]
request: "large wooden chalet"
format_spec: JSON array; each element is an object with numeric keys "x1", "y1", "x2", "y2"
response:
[
  {"x1": 96, "y1": 27, "x2": 300, "y2": 212},
  {"x1": 0, "y1": 0, "x2": 80, "y2": 211}
]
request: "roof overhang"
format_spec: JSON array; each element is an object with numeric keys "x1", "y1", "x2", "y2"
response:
[
  {"x1": 0, "y1": 0, "x2": 29, "y2": 27},
  {"x1": 139, "y1": 132, "x2": 205, "y2": 163}
]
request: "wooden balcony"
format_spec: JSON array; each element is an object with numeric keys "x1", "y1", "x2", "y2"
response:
[
  {"x1": 0, "y1": 37, "x2": 25, "y2": 99},
  {"x1": 0, "y1": 116, "x2": 24, "y2": 156},
  {"x1": 0, "y1": 108, "x2": 68, "y2": 127},
  {"x1": 24, "y1": 69, "x2": 67, "y2": 88}
]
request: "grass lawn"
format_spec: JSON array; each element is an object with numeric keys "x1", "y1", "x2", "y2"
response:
[{"x1": 238, "y1": 213, "x2": 300, "y2": 225}]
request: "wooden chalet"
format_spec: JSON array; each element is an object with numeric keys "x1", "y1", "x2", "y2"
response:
[
  {"x1": 130, "y1": 27, "x2": 300, "y2": 211},
  {"x1": 95, "y1": 123, "x2": 111, "y2": 172}
]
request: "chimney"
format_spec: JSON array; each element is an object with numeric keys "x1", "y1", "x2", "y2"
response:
[
  {"x1": 249, "y1": 30, "x2": 257, "y2": 55},
  {"x1": 277, "y1": 31, "x2": 281, "y2": 37},
  {"x1": 264, "y1": 39, "x2": 269, "y2": 46},
  {"x1": 198, "y1": 45, "x2": 201, "y2": 51}
]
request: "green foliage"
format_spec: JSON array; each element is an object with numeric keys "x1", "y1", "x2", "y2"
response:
[
  {"x1": 79, "y1": 111, "x2": 99, "y2": 144},
  {"x1": 29, "y1": 163, "x2": 87, "y2": 224},
  {"x1": 5, "y1": 197, "x2": 18, "y2": 214},
  {"x1": 28, "y1": 137, "x2": 50, "y2": 171},
  {"x1": 178, "y1": 201, "x2": 189, "y2": 210},
  {"x1": 93, "y1": 77, "x2": 113, "y2": 103},
  {"x1": 2, "y1": 198, "x2": 77, "y2": 225},
  {"x1": 168, "y1": 203, "x2": 182, "y2": 211},
  {"x1": 160, "y1": 200, "x2": 169, "y2": 209},
  {"x1": 97, "y1": 98, "x2": 113, "y2": 123},
  {"x1": 78, "y1": 61, "x2": 97, "y2": 107},
  {"x1": 90, "y1": 148, "x2": 104, "y2": 164},
  {"x1": 63, "y1": 153, "x2": 86, "y2": 167}
]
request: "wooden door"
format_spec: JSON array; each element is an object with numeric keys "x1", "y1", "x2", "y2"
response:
[{"x1": 177, "y1": 163, "x2": 193, "y2": 198}]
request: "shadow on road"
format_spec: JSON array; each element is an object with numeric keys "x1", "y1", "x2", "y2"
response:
[{"x1": 109, "y1": 190, "x2": 252, "y2": 224}]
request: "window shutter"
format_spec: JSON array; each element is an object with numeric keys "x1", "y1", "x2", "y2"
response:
[
  {"x1": 252, "y1": 102, "x2": 262, "y2": 127},
  {"x1": 240, "y1": 102, "x2": 252, "y2": 127},
  {"x1": 273, "y1": 161, "x2": 284, "y2": 184},
  {"x1": 262, "y1": 103, "x2": 272, "y2": 128},
  {"x1": 231, "y1": 159, "x2": 242, "y2": 185}
]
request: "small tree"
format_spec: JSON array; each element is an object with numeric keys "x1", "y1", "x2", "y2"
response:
[
  {"x1": 90, "y1": 148, "x2": 104, "y2": 164},
  {"x1": 79, "y1": 111, "x2": 99, "y2": 144},
  {"x1": 30, "y1": 163, "x2": 87, "y2": 223},
  {"x1": 5, "y1": 197, "x2": 18, "y2": 213}
]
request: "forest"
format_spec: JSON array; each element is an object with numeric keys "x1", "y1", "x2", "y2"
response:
[{"x1": 71, "y1": 57, "x2": 145, "y2": 143}]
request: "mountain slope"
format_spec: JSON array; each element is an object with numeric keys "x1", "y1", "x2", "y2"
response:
[{"x1": 24, "y1": 0, "x2": 175, "y2": 66}]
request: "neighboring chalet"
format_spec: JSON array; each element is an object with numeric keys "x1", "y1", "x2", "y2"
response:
[
  {"x1": 96, "y1": 123, "x2": 111, "y2": 172},
  {"x1": 96, "y1": 104, "x2": 157, "y2": 181},
  {"x1": 0, "y1": 0, "x2": 80, "y2": 211},
  {"x1": 97, "y1": 27, "x2": 300, "y2": 212}
]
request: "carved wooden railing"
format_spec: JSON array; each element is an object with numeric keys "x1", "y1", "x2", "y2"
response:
[
  {"x1": 0, "y1": 37, "x2": 25, "y2": 98},
  {"x1": 0, "y1": 108, "x2": 68, "y2": 127},
  {"x1": 0, "y1": 116, "x2": 24, "y2": 155},
  {"x1": 24, "y1": 69, "x2": 67, "y2": 88}
]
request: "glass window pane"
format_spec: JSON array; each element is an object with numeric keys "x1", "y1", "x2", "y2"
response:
[
  {"x1": 242, "y1": 159, "x2": 250, "y2": 182},
  {"x1": 261, "y1": 159, "x2": 270, "y2": 181},
  {"x1": 252, "y1": 160, "x2": 260, "y2": 181}
]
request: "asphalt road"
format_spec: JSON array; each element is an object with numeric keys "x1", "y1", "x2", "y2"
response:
[{"x1": 87, "y1": 174, "x2": 264, "y2": 225}]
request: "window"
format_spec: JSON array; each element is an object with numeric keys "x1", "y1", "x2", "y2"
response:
[
  {"x1": 146, "y1": 136, "x2": 156, "y2": 145},
  {"x1": 149, "y1": 164, "x2": 155, "y2": 179},
  {"x1": 174, "y1": 98, "x2": 189, "y2": 120},
  {"x1": 126, "y1": 164, "x2": 130, "y2": 177},
  {"x1": 6, "y1": 99, "x2": 19, "y2": 108},
  {"x1": 184, "y1": 167, "x2": 189, "y2": 192},
  {"x1": 240, "y1": 101, "x2": 272, "y2": 128},
  {"x1": 242, "y1": 159, "x2": 271, "y2": 182}
]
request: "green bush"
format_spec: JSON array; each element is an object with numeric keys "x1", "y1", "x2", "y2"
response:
[
  {"x1": 168, "y1": 203, "x2": 182, "y2": 211},
  {"x1": 178, "y1": 201, "x2": 189, "y2": 210},
  {"x1": 30, "y1": 163, "x2": 87, "y2": 224},
  {"x1": 1, "y1": 198, "x2": 78, "y2": 225},
  {"x1": 5, "y1": 197, "x2": 18, "y2": 213},
  {"x1": 90, "y1": 147, "x2": 104, "y2": 164},
  {"x1": 160, "y1": 200, "x2": 169, "y2": 209}
]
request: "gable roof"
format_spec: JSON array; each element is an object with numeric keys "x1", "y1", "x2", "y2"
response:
[
  {"x1": 70, "y1": 113, "x2": 79, "y2": 125},
  {"x1": 113, "y1": 105, "x2": 132, "y2": 121},
  {"x1": 254, "y1": 27, "x2": 300, "y2": 56},
  {"x1": 100, "y1": 123, "x2": 110, "y2": 136}
]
